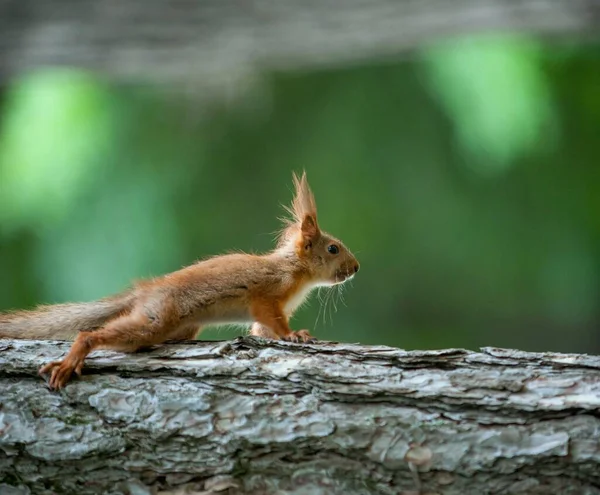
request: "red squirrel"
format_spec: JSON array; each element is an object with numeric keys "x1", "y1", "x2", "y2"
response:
[{"x1": 0, "y1": 172, "x2": 359, "y2": 389}]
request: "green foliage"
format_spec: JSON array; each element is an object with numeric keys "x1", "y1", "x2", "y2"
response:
[
  {"x1": 420, "y1": 35, "x2": 557, "y2": 174},
  {"x1": 0, "y1": 70, "x2": 114, "y2": 232}
]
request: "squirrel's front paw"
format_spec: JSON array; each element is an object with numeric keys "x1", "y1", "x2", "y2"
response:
[
  {"x1": 39, "y1": 357, "x2": 84, "y2": 390},
  {"x1": 284, "y1": 329, "x2": 316, "y2": 343}
]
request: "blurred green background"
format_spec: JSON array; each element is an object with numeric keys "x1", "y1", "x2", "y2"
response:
[{"x1": 1, "y1": 35, "x2": 599, "y2": 354}]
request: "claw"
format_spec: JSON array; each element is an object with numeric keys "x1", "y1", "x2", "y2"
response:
[
  {"x1": 39, "y1": 358, "x2": 80, "y2": 390},
  {"x1": 39, "y1": 360, "x2": 59, "y2": 376},
  {"x1": 74, "y1": 362, "x2": 84, "y2": 377},
  {"x1": 284, "y1": 329, "x2": 316, "y2": 343}
]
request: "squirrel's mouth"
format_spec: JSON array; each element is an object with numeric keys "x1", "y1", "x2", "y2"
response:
[{"x1": 332, "y1": 270, "x2": 355, "y2": 284}]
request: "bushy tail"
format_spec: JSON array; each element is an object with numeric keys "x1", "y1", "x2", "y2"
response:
[{"x1": 0, "y1": 292, "x2": 135, "y2": 340}]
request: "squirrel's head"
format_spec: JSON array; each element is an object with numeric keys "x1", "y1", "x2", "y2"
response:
[{"x1": 277, "y1": 171, "x2": 359, "y2": 286}]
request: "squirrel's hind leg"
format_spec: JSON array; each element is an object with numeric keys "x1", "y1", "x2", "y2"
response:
[
  {"x1": 39, "y1": 309, "x2": 176, "y2": 389},
  {"x1": 168, "y1": 324, "x2": 202, "y2": 341}
]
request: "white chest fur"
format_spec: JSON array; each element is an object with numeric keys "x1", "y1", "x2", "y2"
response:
[{"x1": 284, "y1": 283, "x2": 316, "y2": 316}]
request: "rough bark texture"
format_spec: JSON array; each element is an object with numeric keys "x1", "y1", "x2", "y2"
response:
[
  {"x1": 0, "y1": 0, "x2": 599, "y2": 86},
  {"x1": 0, "y1": 338, "x2": 599, "y2": 494}
]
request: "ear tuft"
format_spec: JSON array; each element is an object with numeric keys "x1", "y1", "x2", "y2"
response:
[
  {"x1": 287, "y1": 171, "x2": 318, "y2": 225},
  {"x1": 278, "y1": 171, "x2": 320, "y2": 246}
]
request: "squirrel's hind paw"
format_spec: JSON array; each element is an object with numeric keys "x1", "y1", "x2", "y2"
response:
[{"x1": 39, "y1": 357, "x2": 83, "y2": 390}]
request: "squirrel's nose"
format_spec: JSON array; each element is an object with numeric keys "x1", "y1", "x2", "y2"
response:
[{"x1": 354, "y1": 263, "x2": 359, "y2": 273}]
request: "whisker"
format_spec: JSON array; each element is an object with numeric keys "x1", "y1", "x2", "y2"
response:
[
  {"x1": 338, "y1": 284, "x2": 347, "y2": 307},
  {"x1": 324, "y1": 287, "x2": 334, "y2": 326},
  {"x1": 314, "y1": 287, "x2": 326, "y2": 330},
  {"x1": 332, "y1": 286, "x2": 339, "y2": 314},
  {"x1": 337, "y1": 285, "x2": 343, "y2": 310},
  {"x1": 327, "y1": 282, "x2": 337, "y2": 325},
  {"x1": 323, "y1": 287, "x2": 334, "y2": 327}
]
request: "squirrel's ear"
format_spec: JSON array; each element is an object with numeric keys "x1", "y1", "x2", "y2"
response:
[{"x1": 301, "y1": 213, "x2": 319, "y2": 240}]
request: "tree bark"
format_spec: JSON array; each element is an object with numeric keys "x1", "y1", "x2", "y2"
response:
[
  {"x1": 0, "y1": 338, "x2": 599, "y2": 494},
  {"x1": 0, "y1": 0, "x2": 599, "y2": 85}
]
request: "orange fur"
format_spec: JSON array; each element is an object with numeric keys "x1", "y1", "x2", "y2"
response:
[{"x1": 3, "y1": 171, "x2": 359, "y2": 389}]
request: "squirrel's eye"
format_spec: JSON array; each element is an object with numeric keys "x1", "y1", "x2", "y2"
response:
[{"x1": 328, "y1": 244, "x2": 339, "y2": 255}]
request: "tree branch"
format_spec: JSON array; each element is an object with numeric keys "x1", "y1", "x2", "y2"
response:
[
  {"x1": 0, "y1": 0, "x2": 599, "y2": 85},
  {"x1": 1, "y1": 337, "x2": 599, "y2": 494}
]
